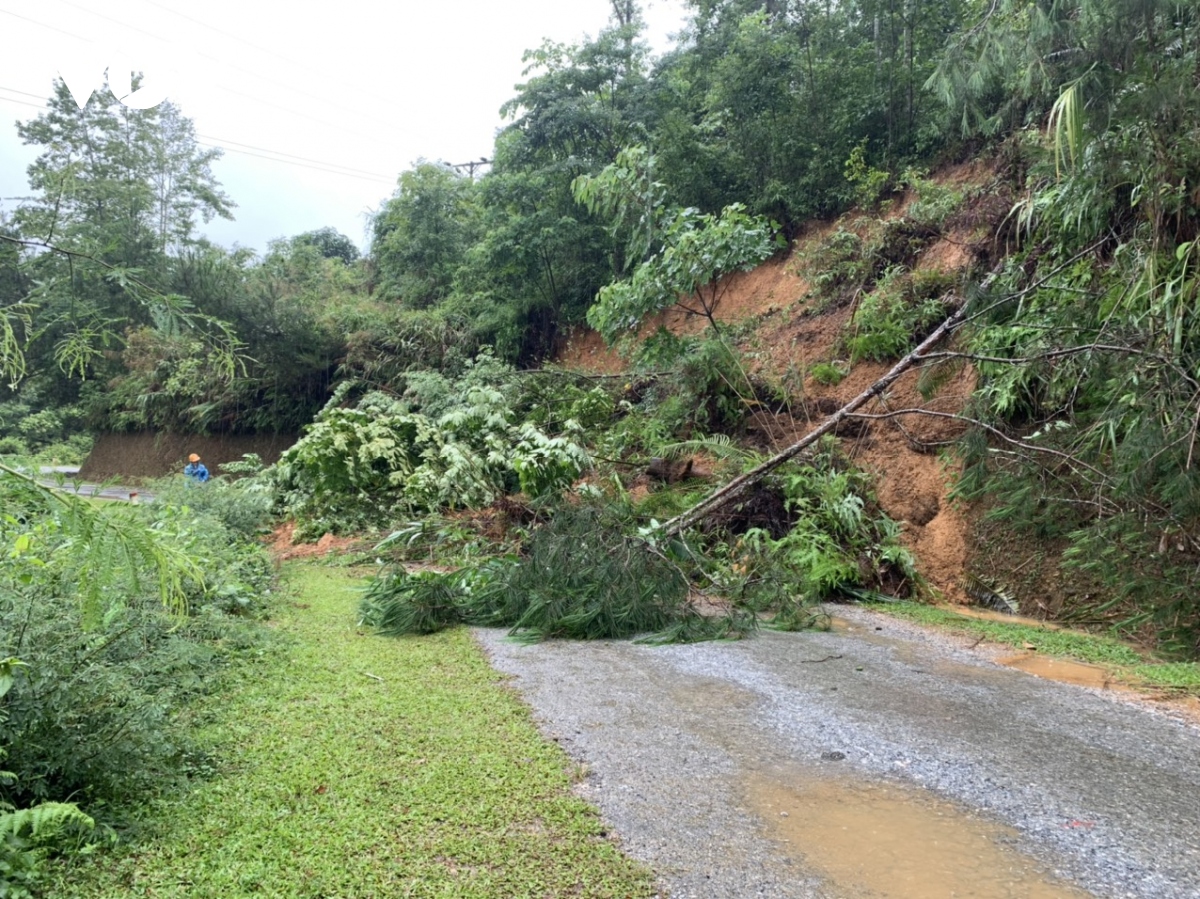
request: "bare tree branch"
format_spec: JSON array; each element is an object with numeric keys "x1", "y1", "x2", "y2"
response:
[
  {"x1": 661, "y1": 300, "x2": 973, "y2": 537},
  {"x1": 842, "y1": 407, "x2": 1111, "y2": 483}
]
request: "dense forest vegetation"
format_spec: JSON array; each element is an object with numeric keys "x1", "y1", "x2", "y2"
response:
[{"x1": 2, "y1": 0, "x2": 1199, "y2": 890}]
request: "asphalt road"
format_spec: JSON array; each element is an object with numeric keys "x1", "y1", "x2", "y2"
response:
[
  {"x1": 32, "y1": 467, "x2": 152, "y2": 502},
  {"x1": 477, "y1": 608, "x2": 1200, "y2": 899}
]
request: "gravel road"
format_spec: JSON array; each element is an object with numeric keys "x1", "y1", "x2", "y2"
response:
[{"x1": 476, "y1": 608, "x2": 1200, "y2": 899}]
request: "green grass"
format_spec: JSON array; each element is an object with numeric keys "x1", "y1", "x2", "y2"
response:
[
  {"x1": 52, "y1": 563, "x2": 658, "y2": 898},
  {"x1": 867, "y1": 601, "x2": 1200, "y2": 692},
  {"x1": 1129, "y1": 662, "x2": 1200, "y2": 689}
]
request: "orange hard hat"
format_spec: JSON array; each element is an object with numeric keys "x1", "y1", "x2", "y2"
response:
[{"x1": 188, "y1": 453, "x2": 200, "y2": 462}]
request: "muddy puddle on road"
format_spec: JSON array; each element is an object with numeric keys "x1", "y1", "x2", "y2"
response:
[
  {"x1": 747, "y1": 773, "x2": 1091, "y2": 898},
  {"x1": 941, "y1": 606, "x2": 1065, "y2": 629},
  {"x1": 995, "y1": 653, "x2": 1111, "y2": 690},
  {"x1": 832, "y1": 614, "x2": 1116, "y2": 693}
]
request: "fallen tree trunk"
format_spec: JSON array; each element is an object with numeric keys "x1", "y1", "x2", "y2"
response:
[{"x1": 661, "y1": 302, "x2": 970, "y2": 538}]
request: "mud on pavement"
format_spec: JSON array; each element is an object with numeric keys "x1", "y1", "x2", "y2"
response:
[{"x1": 475, "y1": 609, "x2": 1200, "y2": 899}]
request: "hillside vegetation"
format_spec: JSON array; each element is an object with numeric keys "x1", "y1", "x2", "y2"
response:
[
  {"x1": 2, "y1": 1, "x2": 1196, "y2": 649},
  {"x1": 2, "y1": 1, "x2": 1199, "y2": 892}
]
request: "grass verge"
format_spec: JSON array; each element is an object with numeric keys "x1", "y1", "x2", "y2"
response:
[
  {"x1": 866, "y1": 602, "x2": 1200, "y2": 693},
  {"x1": 51, "y1": 562, "x2": 658, "y2": 898}
]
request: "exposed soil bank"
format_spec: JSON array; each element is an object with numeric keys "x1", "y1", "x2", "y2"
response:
[{"x1": 80, "y1": 431, "x2": 296, "y2": 482}]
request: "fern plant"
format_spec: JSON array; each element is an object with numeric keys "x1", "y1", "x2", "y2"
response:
[{"x1": 721, "y1": 443, "x2": 919, "y2": 628}]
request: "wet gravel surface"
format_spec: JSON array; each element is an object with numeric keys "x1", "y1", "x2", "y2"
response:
[{"x1": 476, "y1": 609, "x2": 1200, "y2": 899}]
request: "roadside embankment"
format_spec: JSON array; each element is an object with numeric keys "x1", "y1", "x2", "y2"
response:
[{"x1": 79, "y1": 431, "x2": 296, "y2": 482}]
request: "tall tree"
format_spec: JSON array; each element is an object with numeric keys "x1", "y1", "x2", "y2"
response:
[
  {"x1": 653, "y1": 0, "x2": 965, "y2": 226},
  {"x1": 16, "y1": 79, "x2": 233, "y2": 266},
  {"x1": 370, "y1": 163, "x2": 480, "y2": 308},
  {"x1": 3, "y1": 79, "x2": 236, "y2": 390}
]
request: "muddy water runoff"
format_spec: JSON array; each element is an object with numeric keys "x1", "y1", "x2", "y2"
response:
[
  {"x1": 746, "y1": 770, "x2": 1089, "y2": 898},
  {"x1": 667, "y1": 656, "x2": 1094, "y2": 898},
  {"x1": 676, "y1": 670, "x2": 1091, "y2": 898}
]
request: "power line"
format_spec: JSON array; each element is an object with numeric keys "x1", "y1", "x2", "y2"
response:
[
  {"x1": 49, "y1": 0, "x2": 410, "y2": 152},
  {"x1": 0, "y1": 6, "x2": 83, "y2": 40},
  {"x1": 56, "y1": 0, "x2": 166, "y2": 45},
  {"x1": 195, "y1": 134, "x2": 394, "y2": 180},
  {"x1": 0, "y1": 5, "x2": 498, "y2": 188},
  {"x1": 0, "y1": 86, "x2": 47, "y2": 101},
  {"x1": 137, "y1": 0, "x2": 403, "y2": 113},
  {"x1": 1, "y1": 83, "x2": 387, "y2": 176},
  {"x1": 0, "y1": 83, "x2": 396, "y2": 185},
  {"x1": 195, "y1": 141, "x2": 394, "y2": 184},
  {"x1": 0, "y1": 94, "x2": 47, "y2": 111}
]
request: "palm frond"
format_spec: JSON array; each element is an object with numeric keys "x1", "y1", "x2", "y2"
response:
[
  {"x1": 960, "y1": 573, "x2": 1019, "y2": 615},
  {"x1": 659, "y1": 435, "x2": 760, "y2": 464}
]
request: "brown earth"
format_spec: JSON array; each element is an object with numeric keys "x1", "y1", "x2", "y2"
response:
[
  {"x1": 80, "y1": 431, "x2": 297, "y2": 482},
  {"x1": 743, "y1": 307, "x2": 978, "y2": 603},
  {"x1": 267, "y1": 521, "x2": 360, "y2": 561},
  {"x1": 556, "y1": 164, "x2": 1001, "y2": 603}
]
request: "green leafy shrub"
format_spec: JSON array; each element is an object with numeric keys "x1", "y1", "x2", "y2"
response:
[
  {"x1": 0, "y1": 472, "x2": 272, "y2": 819},
  {"x1": 399, "y1": 349, "x2": 516, "y2": 416},
  {"x1": 0, "y1": 401, "x2": 32, "y2": 439},
  {"x1": 274, "y1": 366, "x2": 590, "y2": 538},
  {"x1": 147, "y1": 471, "x2": 275, "y2": 539},
  {"x1": 677, "y1": 339, "x2": 756, "y2": 433},
  {"x1": 844, "y1": 141, "x2": 893, "y2": 208},
  {"x1": 806, "y1": 227, "x2": 870, "y2": 298},
  {"x1": 0, "y1": 658, "x2": 95, "y2": 899},
  {"x1": 0, "y1": 389, "x2": 86, "y2": 462},
  {"x1": 713, "y1": 443, "x2": 917, "y2": 628},
  {"x1": 809, "y1": 362, "x2": 847, "y2": 386},
  {"x1": 843, "y1": 266, "x2": 954, "y2": 362},
  {"x1": 901, "y1": 168, "x2": 964, "y2": 229},
  {"x1": 361, "y1": 505, "x2": 752, "y2": 643},
  {"x1": 0, "y1": 557, "x2": 264, "y2": 811},
  {"x1": 271, "y1": 388, "x2": 427, "y2": 538},
  {"x1": 524, "y1": 379, "x2": 617, "y2": 433},
  {"x1": 15, "y1": 411, "x2": 61, "y2": 446},
  {"x1": 28, "y1": 435, "x2": 92, "y2": 466}
]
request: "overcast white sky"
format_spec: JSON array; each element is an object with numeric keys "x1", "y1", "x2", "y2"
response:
[{"x1": 0, "y1": 0, "x2": 689, "y2": 254}]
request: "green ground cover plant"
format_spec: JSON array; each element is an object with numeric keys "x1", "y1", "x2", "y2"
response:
[
  {"x1": 1, "y1": 658, "x2": 96, "y2": 899},
  {"x1": 808, "y1": 362, "x2": 846, "y2": 387},
  {"x1": 50, "y1": 564, "x2": 658, "y2": 898}
]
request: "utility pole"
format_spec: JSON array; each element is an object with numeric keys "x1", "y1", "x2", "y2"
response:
[{"x1": 448, "y1": 158, "x2": 492, "y2": 180}]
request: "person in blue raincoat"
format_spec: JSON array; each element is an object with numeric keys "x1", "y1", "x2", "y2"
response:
[{"x1": 184, "y1": 452, "x2": 210, "y2": 483}]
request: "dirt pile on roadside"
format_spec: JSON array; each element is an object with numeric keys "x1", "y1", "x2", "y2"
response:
[{"x1": 267, "y1": 522, "x2": 360, "y2": 562}]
